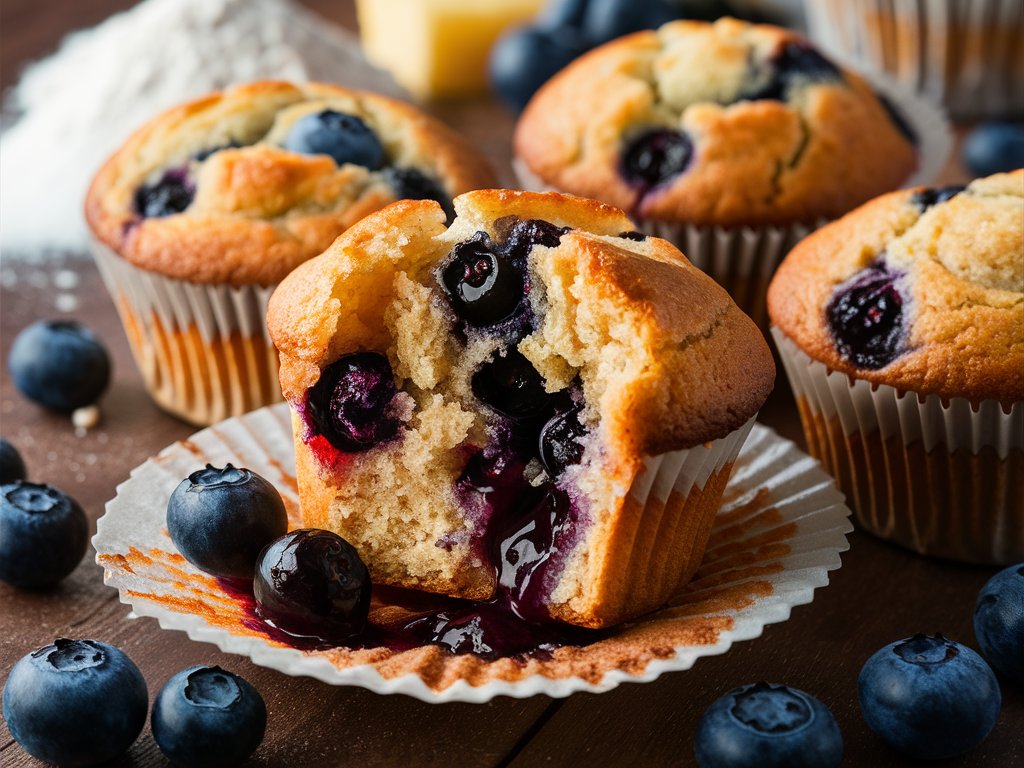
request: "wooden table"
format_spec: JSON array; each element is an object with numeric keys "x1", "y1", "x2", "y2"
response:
[{"x1": 1, "y1": 2, "x2": 1020, "y2": 766}]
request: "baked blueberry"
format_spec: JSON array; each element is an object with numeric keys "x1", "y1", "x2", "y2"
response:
[
  {"x1": 826, "y1": 262, "x2": 906, "y2": 370},
  {"x1": 193, "y1": 140, "x2": 242, "y2": 162},
  {"x1": 502, "y1": 217, "x2": 569, "y2": 255},
  {"x1": 620, "y1": 129, "x2": 693, "y2": 190},
  {"x1": 489, "y1": 25, "x2": 587, "y2": 112},
  {"x1": 974, "y1": 564, "x2": 1024, "y2": 683},
  {"x1": 618, "y1": 230, "x2": 647, "y2": 241},
  {"x1": 0, "y1": 438, "x2": 27, "y2": 484},
  {"x1": 8, "y1": 319, "x2": 111, "y2": 412},
  {"x1": 858, "y1": 633, "x2": 1001, "y2": 760},
  {"x1": 441, "y1": 232, "x2": 524, "y2": 326},
  {"x1": 0, "y1": 482, "x2": 88, "y2": 588},
  {"x1": 166, "y1": 464, "x2": 288, "y2": 580},
  {"x1": 2, "y1": 639, "x2": 148, "y2": 766},
  {"x1": 741, "y1": 42, "x2": 842, "y2": 102},
  {"x1": 911, "y1": 184, "x2": 965, "y2": 211},
  {"x1": 695, "y1": 682, "x2": 843, "y2": 768},
  {"x1": 962, "y1": 122, "x2": 1024, "y2": 177},
  {"x1": 152, "y1": 665, "x2": 267, "y2": 768},
  {"x1": 539, "y1": 405, "x2": 587, "y2": 477},
  {"x1": 581, "y1": 0, "x2": 680, "y2": 45},
  {"x1": 472, "y1": 350, "x2": 552, "y2": 419},
  {"x1": 283, "y1": 110, "x2": 386, "y2": 170},
  {"x1": 386, "y1": 166, "x2": 455, "y2": 222},
  {"x1": 307, "y1": 352, "x2": 402, "y2": 453},
  {"x1": 254, "y1": 529, "x2": 371, "y2": 642},
  {"x1": 134, "y1": 168, "x2": 194, "y2": 218}
]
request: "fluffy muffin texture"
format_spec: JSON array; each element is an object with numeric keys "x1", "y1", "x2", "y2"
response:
[
  {"x1": 769, "y1": 170, "x2": 1024, "y2": 405},
  {"x1": 515, "y1": 17, "x2": 917, "y2": 227},
  {"x1": 86, "y1": 81, "x2": 496, "y2": 287},
  {"x1": 268, "y1": 190, "x2": 774, "y2": 628}
]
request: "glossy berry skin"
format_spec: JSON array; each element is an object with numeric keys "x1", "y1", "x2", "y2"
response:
[
  {"x1": 134, "y1": 168, "x2": 194, "y2": 217},
  {"x1": 3, "y1": 639, "x2": 148, "y2": 767},
  {"x1": 254, "y1": 529, "x2": 372, "y2": 642},
  {"x1": 472, "y1": 350, "x2": 552, "y2": 419},
  {"x1": 961, "y1": 122, "x2": 1024, "y2": 177},
  {"x1": 974, "y1": 564, "x2": 1024, "y2": 682},
  {"x1": 489, "y1": 25, "x2": 586, "y2": 112},
  {"x1": 581, "y1": 0, "x2": 680, "y2": 45},
  {"x1": 858, "y1": 633, "x2": 1001, "y2": 760},
  {"x1": 307, "y1": 352, "x2": 402, "y2": 453},
  {"x1": 0, "y1": 438, "x2": 27, "y2": 484},
  {"x1": 694, "y1": 682, "x2": 843, "y2": 768},
  {"x1": 166, "y1": 464, "x2": 288, "y2": 580},
  {"x1": 911, "y1": 184, "x2": 964, "y2": 211},
  {"x1": 284, "y1": 110, "x2": 386, "y2": 169},
  {"x1": 386, "y1": 166, "x2": 455, "y2": 222},
  {"x1": 826, "y1": 262, "x2": 906, "y2": 370},
  {"x1": 152, "y1": 665, "x2": 267, "y2": 768},
  {"x1": 441, "y1": 233, "x2": 524, "y2": 326},
  {"x1": 620, "y1": 129, "x2": 693, "y2": 190},
  {"x1": 539, "y1": 405, "x2": 587, "y2": 476},
  {"x1": 0, "y1": 482, "x2": 88, "y2": 588},
  {"x1": 8, "y1": 319, "x2": 111, "y2": 412}
]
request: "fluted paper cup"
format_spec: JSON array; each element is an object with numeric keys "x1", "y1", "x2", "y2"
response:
[
  {"x1": 92, "y1": 241, "x2": 282, "y2": 426},
  {"x1": 773, "y1": 327, "x2": 1024, "y2": 564}
]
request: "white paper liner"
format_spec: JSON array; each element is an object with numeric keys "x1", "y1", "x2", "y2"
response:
[
  {"x1": 93, "y1": 403, "x2": 852, "y2": 703},
  {"x1": 91, "y1": 241, "x2": 282, "y2": 426},
  {"x1": 804, "y1": 0, "x2": 1024, "y2": 119},
  {"x1": 513, "y1": 72, "x2": 951, "y2": 330},
  {"x1": 772, "y1": 327, "x2": 1024, "y2": 563}
]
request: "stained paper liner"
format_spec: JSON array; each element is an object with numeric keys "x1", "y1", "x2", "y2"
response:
[
  {"x1": 772, "y1": 328, "x2": 1024, "y2": 564},
  {"x1": 94, "y1": 403, "x2": 852, "y2": 703},
  {"x1": 92, "y1": 241, "x2": 282, "y2": 426},
  {"x1": 804, "y1": 0, "x2": 1024, "y2": 119},
  {"x1": 513, "y1": 71, "x2": 951, "y2": 331}
]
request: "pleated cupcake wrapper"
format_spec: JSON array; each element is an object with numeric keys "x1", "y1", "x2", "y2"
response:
[
  {"x1": 772, "y1": 327, "x2": 1024, "y2": 564},
  {"x1": 94, "y1": 403, "x2": 852, "y2": 702},
  {"x1": 804, "y1": 0, "x2": 1024, "y2": 119},
  {"x1": 513, "y1": 72, "x2": 950, "y2": 331},
  {"x1": 91, "y1": 241, "x2": 282, "y2": 426}
]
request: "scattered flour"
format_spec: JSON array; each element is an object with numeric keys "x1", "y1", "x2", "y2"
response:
[{"x1": 0, "y1": 0, "x2": 403, "y2": 260}]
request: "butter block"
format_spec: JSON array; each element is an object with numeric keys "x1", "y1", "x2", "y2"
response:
[{"x1": 357, "y1": 0, "x2": 544, "y2": 100}]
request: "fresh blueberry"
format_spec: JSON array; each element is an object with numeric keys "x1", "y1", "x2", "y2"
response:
[
  {"x1": 8, "y1": 319, "x2": 111, "y2": 412},
  {"x1": 2, "y1": 638, "x2": 148, "y2": 766},
  {"x1": 166, "y1": 464, "x2": 288, "y2": 580},
  {"x1": 152, "y1": 665, "x2": 267, "y2": 768},
  {"x1": 489, "y1": 25, "x2": 587, "y2": 112},
  {"x1": 974, "y1": 564, "x2": 1024, "y2": 683},
  {"x1": 0, "y1": 482, "x2": 88, "y2": 588},
  {"x1": 385, "y1": 166, "x2": 455, "y2": 223},
  {"x1": 283, "y1": 110, "x2": 386, "y2": 169},
  {"x1": 825, "y1": 261, "x2": 906, "y2": 370},
  {"x1": 911, "y1": 184, "x2": 965, "y2": 211},
  {"x1": 581, "y1": 0, "x2": 680, "y2": 45},
  {"x1": 858, "y1": 633, "x2": 1001, "y2": 759},
  {"x1": 134, "y1": 168, "x2": 194, "y2": 218},
  {"x1": 254, "y1": 529, "x2": 371, "y2": 642},
  {"x1": 0, "y1": 438, "x2": 27, "y2": 484},
  {"x1": 539, "y1": 405, "x2": 587, "y2": 476},
  {"x1": 962, "y1": 122, "x2": 1024, "y2": 177},
  {"x1": 877, "y1": 93, "x2": 918, "y2": 145},
  {"x1": 620, "y1": 129, "x2": 693, "y2": 191},
  {"x1": 741, "y1": 42, "x2": 842, "y2": 102},
  {"x1": 694, "y1": 682, "x2": 843, "y2": 768},
  {"x1": 306, "y1": 352, "x2": 402, "y2": 453},
  {"x1": 472, "y1": 350, "x2": 552, "y2": 419},
  {"x1": 440, "y1": 232, "x2": 525, "y2": 326}
]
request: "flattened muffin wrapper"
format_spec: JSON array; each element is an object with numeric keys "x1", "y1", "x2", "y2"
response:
[
  {"x1": 91, "y1": 241, "x2": 282, "y2": 426},
  {"x1": 772, "y1": 327, "x2": 1024, "y2": 564},
  {"x1": 513, "y1": 75, "x2": 948, "y2": 329},
  {"x1": 804, "y1": 0, "x2": 1024, "y2": 119}
]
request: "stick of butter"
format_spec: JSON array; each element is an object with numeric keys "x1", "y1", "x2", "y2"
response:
[{"x1": 357, "y1": 0, "x2": 545, "y2": 100}]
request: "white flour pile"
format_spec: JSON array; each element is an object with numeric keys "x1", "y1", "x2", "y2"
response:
[{"x1": 0, "y1": 0, "x2": 402, "y2": 260}]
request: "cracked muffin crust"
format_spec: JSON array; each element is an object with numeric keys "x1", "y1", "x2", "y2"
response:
[
  {"x1": 769, "y1": 170, "x2": 1024, "y2": 405},
  {"x1": 514, "y1": 17, "x2": 918, "y2": 228},
  {"x1": 267, "y1": 190, "x2": 774, "y2": 628},
  {"x1": 86, "y1": 81, "x2": 496, "y2": 287}
]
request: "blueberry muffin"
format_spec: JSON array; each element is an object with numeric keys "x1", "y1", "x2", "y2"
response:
[
  {"x1": 86, "y1": 81, "x2": 496, "y2": 425},
  {"x1": 769, "y1": 170, "x2": 1024, "y2": 563},
  {"x1": 267, "y1": 189, "x2": 774, "y2": 628},
  {"x1": 513, "y1": 18, "x2": 919, "y2": 326}
]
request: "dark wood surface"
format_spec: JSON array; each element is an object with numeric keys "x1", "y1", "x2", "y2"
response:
[{"x1": 0, "y1": 2, "x2": 1019, "y2": 766}]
